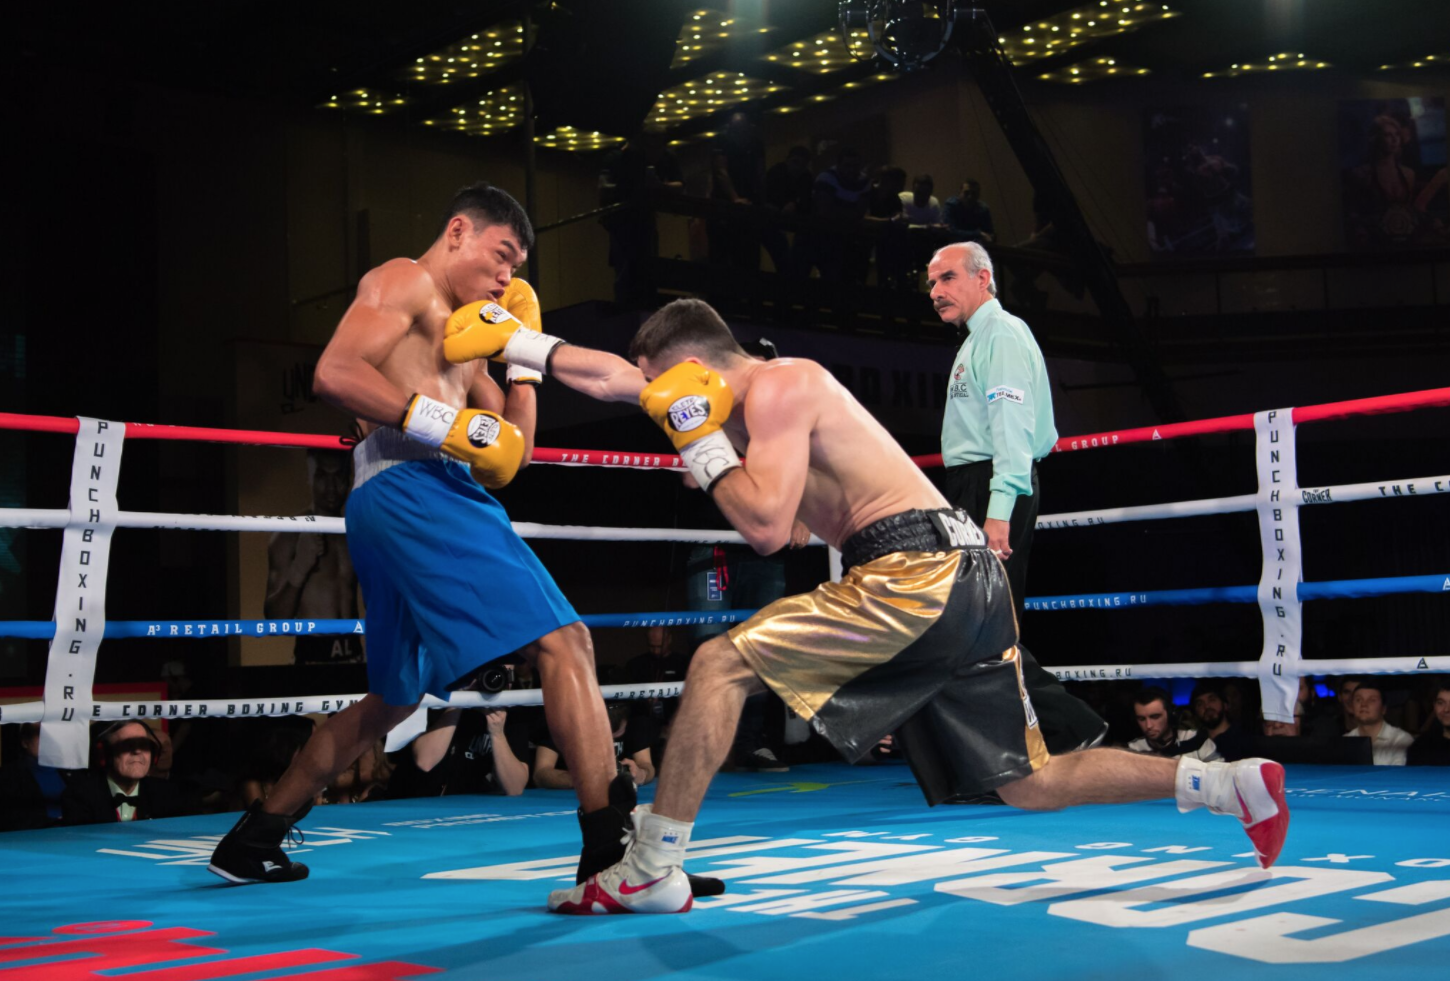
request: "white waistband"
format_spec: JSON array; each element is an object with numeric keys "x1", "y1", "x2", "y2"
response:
[{"x1": 352, "y1": 428, "x2": 451, "y2": 489}]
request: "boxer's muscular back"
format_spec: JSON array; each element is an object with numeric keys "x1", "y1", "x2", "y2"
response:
[
  {"x1": 343, "y1": 258, "x2": 479, "y2": 439},
  {"x1": 734, "y1": 359, "x2": 949, "y2": 548}
]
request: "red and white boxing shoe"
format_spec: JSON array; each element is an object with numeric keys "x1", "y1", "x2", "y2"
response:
[
  {"x1": 1176, "y1": 757, "x2": 1290, "y2": 869},
  {"x1": 548, "y1": 861, "x2": 694, "y2": 915},
  {"x1": 548, "y1": 804, "x2": 696, "y2": 915}
]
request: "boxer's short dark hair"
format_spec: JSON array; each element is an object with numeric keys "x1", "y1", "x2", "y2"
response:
[
  {"x1": 440, "y1": 182, "x2": 535, "y2": 250},
  {"x1": 629, "y1": 298, "x2": 747, "y2": 365}
]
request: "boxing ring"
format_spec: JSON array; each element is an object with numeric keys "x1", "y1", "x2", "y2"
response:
[{"x1": 1, "y1": 386, "x2": 1448, "y2": 975}]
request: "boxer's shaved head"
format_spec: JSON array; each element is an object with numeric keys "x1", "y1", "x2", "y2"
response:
[
  {"x1": 438, "y1": 181, "x2": 535, "y2": 251},
  {"x1": 630, "y1": 298, "x2": 747, "y2": 367}
]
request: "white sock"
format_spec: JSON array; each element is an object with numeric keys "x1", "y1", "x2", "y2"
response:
[
  {"x1": 1174, "y1": 758, "x2": 1242, "y2": 817},
  {"x1": 624, "y1": 805, "x2": 692, "y2": 877}
]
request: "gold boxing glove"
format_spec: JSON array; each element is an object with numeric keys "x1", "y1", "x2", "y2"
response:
[
  {"x1": 639, "y1": 363, "x2": 741, "y2": 492},
  {"x1": 400, "y1": 394, "x2": 525, "y2": 490}
]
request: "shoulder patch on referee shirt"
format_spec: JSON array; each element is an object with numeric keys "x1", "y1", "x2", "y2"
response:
[{"x1": 985, "y1": 385, "x2": 1025, "y2": 405}]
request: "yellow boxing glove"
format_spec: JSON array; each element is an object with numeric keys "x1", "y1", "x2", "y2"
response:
[
  {"x1": 400, "y1": 394, "x2": 525, "y2": 490},
  {"x1": 442, "y1": 278, "x2": 562, "y2": 383},
  {"x1": 639, "y1": 363, "x2": 741, "y2": 492}
]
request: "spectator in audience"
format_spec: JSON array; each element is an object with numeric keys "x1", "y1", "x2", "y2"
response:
[
  {"x1": 0, "y1": 723, "x2": 66, "y2": 830},
  {"x1": 239, "y1": 724, "x2": 314, "y2": 809},
  {"x1": 326, "y1": 736, "x2": 393, "y2": 803},
  {"x1": 1407, "y1": 678, "x2": 1450, "y2": 766},
  {"x1": 388, "y1": 707, "x2": 532, "y2": 798},
  {"x1": 599, "y1": 132, "x2": 684, "y2": 302},
  {"x1": 535, "y1": 703, "x2": 656, "y2": 789},
  {"x1": 809, "y1": 147, "x2": 872, "y2": 282},
  {"x1": 1192, "y1": 682, "x2": 1254, "y2": 761},
  {"x1": 900, "y1": 174, "x2": 944, "y2": 226},
  {"x1": 867, "y1": 166, "x2": 910, "y2": 288},
  {"x1": 1127, "y1": 687, "x2": 1220, "y2": 760},
  {"x1": 1334, "y1": 676, "x2": 1363, "y2": 734},
  {"x1": 766, "y1": 146, "x2": 814, "y2": 216},
  {"x1": 1344, "y1": 679, "x2": 1413, "y2": 765},
  {"x1": 623, "y1": 626, "x2": 690, "y2": 727},
  {"x1": 762, "y1": 146, "x2": 813, "y2": 276},
  {"x1": 61, "y1": 722, "x2": 198, "y2": 825},
  {"x1": 943, "y1": 178, "x2": 994, "y2": 243}
]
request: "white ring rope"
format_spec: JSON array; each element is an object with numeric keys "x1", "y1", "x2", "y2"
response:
[
  {"x1": 0, "y1": 508, "x2": 826, "y2": 546},
  {"x1": 1048, "y1": 656, "x2": 1450, "y2": 682},
  {"x1": 2, "y1": 471, "x2": 1443, "y2": 539},
  {"x1": 1035, "y1": 474, "x2": 1449, "y2": 529},
  {"x1": 0, "y1": 682, "x2": 685, "y2": 726}
]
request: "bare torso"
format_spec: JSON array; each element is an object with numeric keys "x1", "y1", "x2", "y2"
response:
[
  {"x1": 351, "y1": 258, "x2": 482, "y2": 439},
  {"x1": 724, "y1": 359, "x2": 948, "y2": 548}
]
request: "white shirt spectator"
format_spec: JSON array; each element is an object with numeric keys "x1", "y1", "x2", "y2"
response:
[
  {"x1": 1128, "y1": 730, "x2": 1221, "y2": 761},
  {"x1": 1344, "y1": 721, "x2": 1414, "y2": 765},
  {"x1": 899, "y1": 191, "x2": 942, "y2": 226}
]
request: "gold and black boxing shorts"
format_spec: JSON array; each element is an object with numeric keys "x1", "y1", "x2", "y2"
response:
[{"x1": 729, "y1": 508, "x2": 1049, "y2": 804}]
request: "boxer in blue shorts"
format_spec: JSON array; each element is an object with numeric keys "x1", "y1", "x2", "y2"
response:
[{"x1": 208, "y1": 182, "x2": 638, "y2": 888}]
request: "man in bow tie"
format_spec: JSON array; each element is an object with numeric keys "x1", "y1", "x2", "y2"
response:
[{"x1": 60, "y1": 721, "x2": 197, "y2": 825}]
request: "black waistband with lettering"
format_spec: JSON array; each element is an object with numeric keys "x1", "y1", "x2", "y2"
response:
[{"x1": 840, "y1": 508, "x2": 987, "y2": 570}]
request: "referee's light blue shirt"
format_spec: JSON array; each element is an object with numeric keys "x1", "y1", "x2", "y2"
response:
[{"x1": 941, "y1": 298, "x2": 1058, "y2": 522}]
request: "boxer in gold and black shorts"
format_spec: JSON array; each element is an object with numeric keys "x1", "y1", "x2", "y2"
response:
[{"x1": 730, "y1": 507, "x2": 1049, "y2": 805}]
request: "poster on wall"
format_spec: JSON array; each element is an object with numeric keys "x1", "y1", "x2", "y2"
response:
[
  {"x1": 1338, "y1": 96, "x2": 1447, "y2": 250},
  {"x1": 1144, "y1": 104, "x2": 1255, "y2": 255},
  {"x1": 233, "y1": 340, "x2": 363, "y2": 668}
]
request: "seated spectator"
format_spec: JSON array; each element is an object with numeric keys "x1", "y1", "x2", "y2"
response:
[
  {"x1": 0, "y1": 722, "x2": 67, "y2": 830},
  {"x1": 598, "y1": 132, "x2": 683, "y2": 302},
  {"x1": 388, "y1": 707, "x2": 532, "y2": 798},
  {"x1": 61, "y1": 721, "x2": 198, "y2": 826},
  {"x1": 1333, "y1": 676, "x2": 1362, "y2": 734},
  {"x1": 1127, "y1": 687, "x2": 1220, "y2": 760},
  {"x1": 623, "y1": 626, "x2": 689, "y2": 727},
  {"x1": 943, "y1": 178, "x2": 994, "y2": 243},
  {"x1": 1192, "y1": 682, "x2": 1254, "y2": 760},
  {"x1": 806, "y1": 147, "x2": 872, "y2": 282},
  {"x1": 1408, "y1": 678, "x2": 1450, "y2": 766},
  {"x1": 763, "y1": 145, "x2": 813, "y2": 275},
  {"x1": 899, "y1": 174, "x2": 944, "y2": 226},
  {"x1": 868, "y1": 166, "x2": 909, "y2": 288},
  {"x1": 1344, "y1": 678, "x2": 1413, "y2": 765},
  {"x1": 766, "y1": 146, "x2": 814, "y2": 216},
  {"x1": 534, "y1": 703, "x2": 656, "y2": 789},
  {"x1": 326, "y1": 736, "x2": 393, "y2": 803}
]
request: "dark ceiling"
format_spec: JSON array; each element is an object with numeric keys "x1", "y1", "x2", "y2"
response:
[{"x1": 11, "y1": 0, "x2": 1450, "y2": 140}]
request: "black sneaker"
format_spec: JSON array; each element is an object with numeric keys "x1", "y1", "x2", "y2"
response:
[
  {"x1": 208, "y1": 801, "x2": 311, "y2": 884},
  {"x1": 575, "y1": 772, "x2": 724, "y2": 898}
]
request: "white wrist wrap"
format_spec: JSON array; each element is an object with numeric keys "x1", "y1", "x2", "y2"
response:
[
  {"x1": 401, "y1": 394, "x2": 457, "y2": 448},
  {"x1": 501, "y1": 329, "x2": 564, "y2": 374},
  {"x1": 506, "y1": 363, "x2": 544, "y2": 386},
  {"x1": 680, "y1": 430, "x2": 741, "y2": 492}
]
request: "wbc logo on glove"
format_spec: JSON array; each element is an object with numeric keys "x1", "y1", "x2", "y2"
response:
[
  {"x1": 466, "y1": 414, "x2": 501, "y2": 448},
  {"x1": 666, "y1": 395, "x2": 710, "y2": 434}
]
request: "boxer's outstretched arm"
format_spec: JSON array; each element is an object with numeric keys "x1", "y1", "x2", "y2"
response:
[
  {"x1": 548, "y1": 344, "x2": 648, "y2": 403},
  {"x1": 711, "y1": 369, "x2": 815, "y2": 554},
  {"x1": 314, "y1": 260, "x2": 434, "y2": 424}
]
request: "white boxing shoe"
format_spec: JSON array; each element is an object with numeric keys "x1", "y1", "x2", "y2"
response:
[
  {"x1": 547, "y1": 804, "x2": 695, "y2": 915},
  {"x1": 547, "y1": 860, "x2": 693, "y2": 915},
  {"x1": 1177, "y1": 757, "x2": 1289, "y2": 869}
]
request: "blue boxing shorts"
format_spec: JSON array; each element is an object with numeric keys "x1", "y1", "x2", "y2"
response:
[{"x1": 345, "y1": 428, "x2": 579, "y2": 706}]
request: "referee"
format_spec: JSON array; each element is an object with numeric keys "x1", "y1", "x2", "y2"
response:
[{"x1": 926, "y1": 242, "x2": 1106, "y2": 755}]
